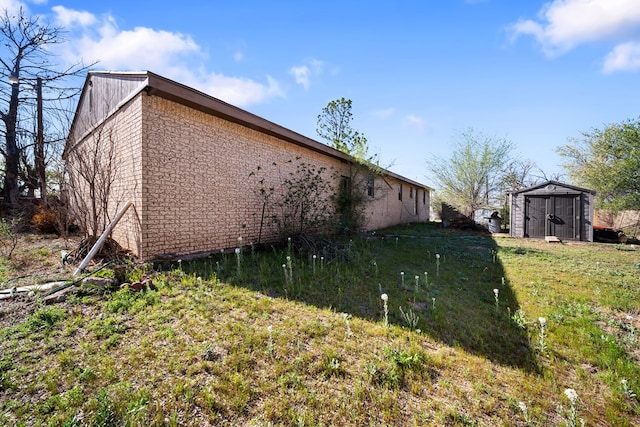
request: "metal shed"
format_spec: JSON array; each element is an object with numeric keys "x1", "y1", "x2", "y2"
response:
[{"x1": 510, "y1": 181, "x2": 596, "y2": 242}]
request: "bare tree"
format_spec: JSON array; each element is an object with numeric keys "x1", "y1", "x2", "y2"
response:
[
  {"x1": 64, "y1": 123, "x2": 119, "y2": 239},
  {"x1": 0, "y1": 7, "x2": 92, "y2": 207}
]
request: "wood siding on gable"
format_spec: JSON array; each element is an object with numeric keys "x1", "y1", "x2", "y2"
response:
[{"x1": 69, "y1": 73, "x2": 148, "y2": 144}]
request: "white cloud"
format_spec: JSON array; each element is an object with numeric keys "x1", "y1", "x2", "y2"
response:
[
  {"x1": 603, "y1": 41, "x2": 640, "y2": 73},
  {"x1": 189, "y1": 73, "x2": 284, "y2": 106},
  {"x1": 289, "y1": 58, "x2": 325, "y2": 90},
  {"x1": 509, "y1": 0, "x2": 640, "y2": 56},
  {"x1": 52, "y1": 5, "x2": 97, "y2": 27},
  {"x1": 53, "y1": 7, "x2": 284, "y2": 106},
  {"x1": 0, "y1": 0, "x2": 25, "y2": 14},
  {"x1": 372, "y1": 108, "x2": 395, "y2": 119},
  {"x1": 289, "y1": 65, "x2": 310, "y2": 90},
  {"x1": 403, "y1": 114, "x2": 426, "y2": 132}
]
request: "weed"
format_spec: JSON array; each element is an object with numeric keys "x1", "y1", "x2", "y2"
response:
[
  {"x1": 621, "y1": 378, "x2": 637, "y2": 399},
  {"x1": 385, "y1": 347, "x2": 423, "y2": 372},
  {"x1": 381, "y1": 293, "x2": 389, "y2": 326},
  {"x1": 538, "y1": 317, "x2": 547, "y2": 353},
  {"x1": 518, "y1": 401, "x2": 531, "y2": 426},
  {"x1": 0, "y1": 356, "x2": 12, "y2": 391},
  {"x1": 341, "y1": 313, "x2": 353, "y2": 338},
  {"x1": 104, "y1": 286, "x2": 158, "y2": 314},
  {"x1": 319, "y1": 350, "x2": 347, "y2": 378},
  {"x1": 235, "y1": 247, "x2": 242, "y2": 278},
  {"x1": 92, "y1": 389, "x2": 119, "y2": 427},
  {"x1": 562, "y1": 388, "x2": 584, "y2": 427},
  {"x1": 399, "y1": 306, "x2": 419, "y2": 330},
  {"x1": 267, "y1": 325, "x2": 274, "y2": 356},
  {"x1": 26, "y1": 305, "x2": 66, "y2": 332},
  {"x1": 511, "y1": 308, "x2": 528, "y2": 329}
]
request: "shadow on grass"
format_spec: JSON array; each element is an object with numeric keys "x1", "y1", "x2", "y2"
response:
[{"x1": 178, "y1": 223, "x2": 539, "y2": 373}]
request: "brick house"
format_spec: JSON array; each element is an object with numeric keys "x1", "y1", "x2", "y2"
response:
[{"x1": 65, "y1": 71, "x2": 430, "y2": 260}]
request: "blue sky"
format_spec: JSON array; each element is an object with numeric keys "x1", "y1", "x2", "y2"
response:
[{"x1": 6, "y1": 0, "x2": 640, "y2": 187}]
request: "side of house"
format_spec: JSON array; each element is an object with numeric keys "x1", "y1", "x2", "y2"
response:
[{"x1": 66, "y1": 71, "x2": 430, "y2": 260}]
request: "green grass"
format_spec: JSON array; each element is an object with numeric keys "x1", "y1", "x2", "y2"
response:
[{"x1": 1, "y1": 223, "x2": 639, "y2": 426}]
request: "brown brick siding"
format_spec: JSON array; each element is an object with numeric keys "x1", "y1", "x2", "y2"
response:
[{"x1": 71, "y1": 91, "x2": 429, "y2": 260}]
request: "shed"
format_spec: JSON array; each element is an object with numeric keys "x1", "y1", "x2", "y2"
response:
[
  {"x1": 64, "y1": 71, "x2": 431, "y2": 260},
  {"x1": 509, "y1": 181, "x2": 595, "y2": 242}
]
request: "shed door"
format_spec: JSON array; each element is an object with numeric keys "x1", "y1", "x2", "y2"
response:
[
  {"x1": 524, "y1": 196, "x2": 546, "y2": 238},
  {"x1": 550, "y1": 195, "x2": 579, "y2": 240},
  {"x1": 525, "y1": 195, "x2": 580, "y2": 240}
]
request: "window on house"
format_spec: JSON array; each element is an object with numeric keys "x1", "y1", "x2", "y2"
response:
[
  {"x1": 409, "y1": 187, "x2": 413, "y2": 199},
  {"x1": 398, "y1": 184, "x2": 403, "y2": 201},
  {"x1": 423, "y1": 190, "x2": 426, "y2": 205},
  {"x1": 367, "y1": 175, "x2": 374, "y2": 197},
  {"x1": 340, "y1": 175, "x2": 351, "y2": 196}
]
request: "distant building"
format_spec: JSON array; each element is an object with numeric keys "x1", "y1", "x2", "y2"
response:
[
  {"x1": 65, "y1": 71, "x2": 431, "y2": 260},
  {"x1": 510, "y1": 181, "x2": 595, "y2": 242}
]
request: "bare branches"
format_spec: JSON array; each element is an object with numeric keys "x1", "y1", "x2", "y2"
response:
[
  {"x1": 65, "y1": 123, "x2": 118, "y2": 238},
  {"x1": 0, "y1": 7, "x2": 94, "y2": 205}
]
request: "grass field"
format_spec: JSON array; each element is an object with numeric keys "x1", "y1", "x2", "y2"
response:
[{"x1": 0, "y1": 223, "x2": 639, "y2": 426}]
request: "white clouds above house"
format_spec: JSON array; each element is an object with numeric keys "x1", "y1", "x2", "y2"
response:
[
  {"x1": 49, "y1": 5, "x2": 286, "y2": 107},
  {"x1": 508, "y1": 0, "x2": 640, "y2": 73}
]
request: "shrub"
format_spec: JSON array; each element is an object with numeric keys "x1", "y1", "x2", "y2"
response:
[
  {"x1": 32, "y1": 204, "x2": 58, "y2": 233},
  {"x1": 0, "y1": 217, "x2": 19, "y2": 258}
]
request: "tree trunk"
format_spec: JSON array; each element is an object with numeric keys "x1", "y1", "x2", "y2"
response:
[
  {"x1": 36, "y1": 77, "x2": 46, "y2": 203},
  {"x1": 3, "y1": 77, "x2": 21, "y2": 207}
]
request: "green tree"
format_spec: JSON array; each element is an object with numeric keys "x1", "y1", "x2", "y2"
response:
[
  {"x1": 427, "y1": 128, "x2": 513, "y2": 220},
  {"x1": 558, "y1": 118, "x2": 640, "y2": 211},
  {"x1": 316, "y1": 97, "x2": 370, "y2": 159},
  {"x1": 316, "y1": 98, "x2": 380, "y2": 231}
]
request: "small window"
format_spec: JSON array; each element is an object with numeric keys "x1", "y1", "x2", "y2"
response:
[
  {"x1": 423, "y1": 190, "x2": 426, "y2": 205},
  {"x1": 367, "y1": 175, "x2": 374, "y2": 197},
  {"x1": 340, "y1": 175, "x2": 351, "y2": 195},
  {"x1": 398, "y1": 184, "x2": 403, "y2": 201},
  {"x1": 409, "y1": 187, "x2": 413, "y2": 199}
]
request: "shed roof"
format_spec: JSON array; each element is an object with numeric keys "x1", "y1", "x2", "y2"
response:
[
  {"x1": 69, "y1": 70, "x2": 431, "y2": 190},
  {"x1": 510, "y1": 180, "x2": 595, "y2": 195}
]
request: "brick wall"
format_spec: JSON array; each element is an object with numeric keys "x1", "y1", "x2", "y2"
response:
[
  {"x1": 71, "y1": 91, "x2": 429, "y2": 260},
  {"x1": 139, "y1": 94, "x2": 429, "y2": 259},
  {"x1": 66, "y1": 96, "x2": 143, "y2": 256},
  {"x1": 365, "y1": 176, "x2": 430, "y2": 230}
]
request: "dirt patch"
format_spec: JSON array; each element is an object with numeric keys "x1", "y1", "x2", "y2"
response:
[
  {"x1": 1, "y1": 233, "x2": 81, "y2": 290},
  {"x1": 596, "y1": 309, "x2": 640, "y2": 365},
  {"x1": 0, "y1": 293, "x2": 37, "y2": 330}
]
